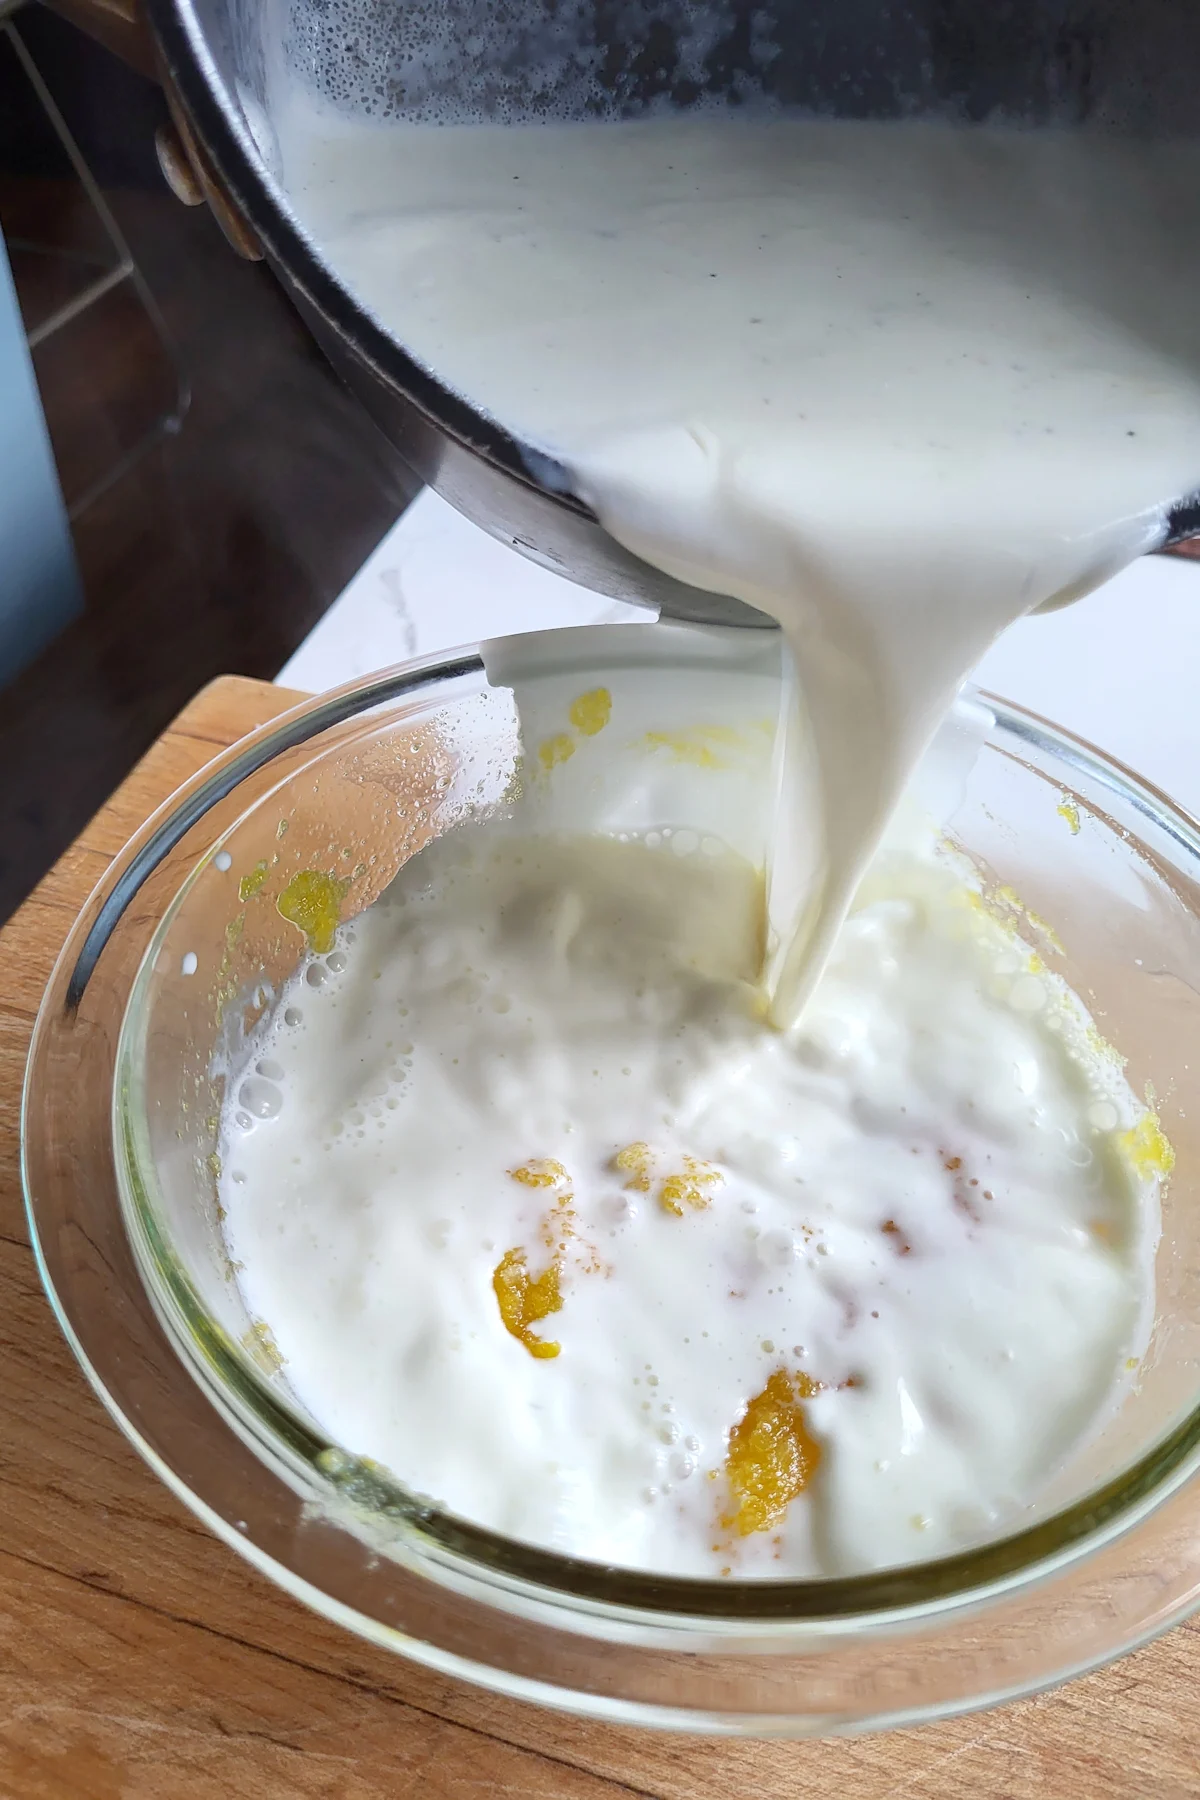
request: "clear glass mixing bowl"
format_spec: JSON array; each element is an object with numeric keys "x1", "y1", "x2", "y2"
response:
[{"x1": 21, "y1": 630, "x2": 1200, "y2": 1734}]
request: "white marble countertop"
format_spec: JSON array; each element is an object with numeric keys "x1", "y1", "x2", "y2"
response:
[{"x1": 279, "y1": 488, "x2": 1200, "y2": 818}]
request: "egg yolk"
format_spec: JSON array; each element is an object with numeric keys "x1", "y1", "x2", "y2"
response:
[{"x1": 722, "y1": 1368, "x2": 823, "y2": 1535}]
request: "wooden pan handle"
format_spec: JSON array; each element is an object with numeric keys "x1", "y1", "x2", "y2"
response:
[{"x1": 40, "y1": 0, "x2": 263, "y2": 260}]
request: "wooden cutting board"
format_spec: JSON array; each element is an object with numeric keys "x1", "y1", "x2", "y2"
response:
[{"x1": 2, "y1": 674, "x2": 1197, "y2": 1799}]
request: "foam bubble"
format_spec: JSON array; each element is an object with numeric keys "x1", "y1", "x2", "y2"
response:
[
  {"x1": 238, "y1": 1077, "x2": 283, "y2": 1120},
  {"x1": 757, "y1": 1228, "x2": 797, "y2": 1266},
  {"x1": 276, "y1": 0, "x2": 789, "y2": 133}
]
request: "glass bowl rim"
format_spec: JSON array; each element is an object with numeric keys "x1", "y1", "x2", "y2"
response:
[{"x1": 81, "y1": 647, "x2": 1200, "y2": 1629}]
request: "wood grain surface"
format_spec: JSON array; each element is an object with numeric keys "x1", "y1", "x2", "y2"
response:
[{"x1": 2, "y1": 675, "x2": 1198, "y2": 1799}]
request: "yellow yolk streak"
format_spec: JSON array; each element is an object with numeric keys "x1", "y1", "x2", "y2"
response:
[
  {"x1": 1120, "y1": 1110, "x2": 1176, "y2": 1179},
  {"x1": 510, "y1": 1159, "x2": 570, "y2": 1189},
  {"x1": 613, "y1": 1142, "x2": 653, "y2": 1192},
  {"x1": 494, "y1": 1160, "x2": 606, "y2": 1355},
  {"x1": 277, "y1": 870, "x2": 351, "y2": 955},
  {"x1": 492, "y1": 1249, "x2": 563, "y2": 1358},
  {"x1": 722, "y1": 1369, "x2": 823, "y2": 1536},
  {"x1": 239, "y1": 860, "x2": 270, "y2": 902},
  {"x1": 537, "y1": 688, "x2": 613, "y2": 775},
  {"x1": 659, "y1": 1156, "x2": 723, "y2": 1217},
  {"x1": 537, "y1": 733, "x2": 576, "y2": 772},
  {"x1": 613, "y1": 1144, "x2": 723, "y2": 1214},
  {"x1": 568, "y1": 687, "x2": 612, "y2": 736},
  {"x1": 641, "y1": 724, "x2": 751, "y2": 770}
]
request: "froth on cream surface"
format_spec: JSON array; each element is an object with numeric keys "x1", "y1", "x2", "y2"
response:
[{"x1": 218, "y1": 823, "x2": 1161, "y2": 1577}]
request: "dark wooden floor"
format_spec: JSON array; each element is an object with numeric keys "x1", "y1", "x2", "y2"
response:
[{"x1": 0, "y1": 10, "x2": 418, "y2": 924}]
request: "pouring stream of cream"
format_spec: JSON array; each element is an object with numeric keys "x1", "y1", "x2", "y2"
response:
[{"x1": 280, "y1": 111, "x2": 1200, "y2": 1017}]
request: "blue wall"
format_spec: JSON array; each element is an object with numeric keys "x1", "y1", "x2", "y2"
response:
[{"x1": 0, "y1": 233, "x2": 82, "y2": 686}]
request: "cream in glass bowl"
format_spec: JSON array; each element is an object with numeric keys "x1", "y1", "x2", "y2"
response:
[{"x1": 22, "y1": 622, "x2": 1200, "y2": 1733}]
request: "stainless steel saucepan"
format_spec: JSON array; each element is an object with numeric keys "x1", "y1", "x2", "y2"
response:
[{"x1": 52, "y1": 0, "x2": 1200, "y2": 621}]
